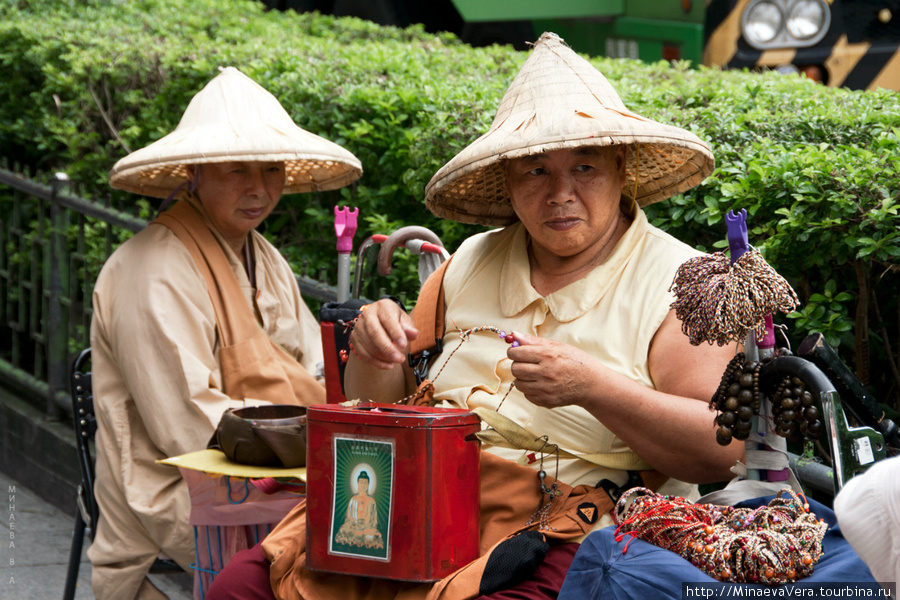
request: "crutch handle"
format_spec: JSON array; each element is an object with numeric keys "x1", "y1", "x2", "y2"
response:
[{"x1": 334, "y1": 206, "x2": 358, "y2": 254}]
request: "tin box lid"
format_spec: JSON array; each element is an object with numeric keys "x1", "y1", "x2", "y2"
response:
[{"x1": 307, "y1": 402, "x2": 480, "y2": 428}]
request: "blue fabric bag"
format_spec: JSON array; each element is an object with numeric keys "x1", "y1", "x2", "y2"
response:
[{"x1": 558, "y1": 495, "x2": 880, "y2": 599}]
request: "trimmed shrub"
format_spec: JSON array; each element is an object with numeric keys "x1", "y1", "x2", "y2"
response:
[{"x1": 2, "y1": 0, "x2": 899, "y2": 415}]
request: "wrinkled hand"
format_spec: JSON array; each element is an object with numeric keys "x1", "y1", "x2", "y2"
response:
[
  {"x1": 506, "y1": 332, "x2": 599, "y2": 409},
  {"x1": 348, "y1": 299, "x2": 418, "y2": 370}
]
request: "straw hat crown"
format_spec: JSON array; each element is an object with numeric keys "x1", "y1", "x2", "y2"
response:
[
  {"x1": 110, "y1": 67, "x2": 362, "y2": 198},
  {"x1": 425, "y1": 32, "x2": 714, "y2": 226}
]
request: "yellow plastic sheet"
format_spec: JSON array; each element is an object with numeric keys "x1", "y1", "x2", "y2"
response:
[{"x1": 159, "y1": 448, "x2": 307, "y2": 481}]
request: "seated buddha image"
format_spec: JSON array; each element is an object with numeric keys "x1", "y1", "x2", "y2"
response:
[{"x1": 334, "y1": 470, "x2": 384, "y2": 549}]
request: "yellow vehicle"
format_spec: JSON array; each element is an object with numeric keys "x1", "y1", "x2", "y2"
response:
[
  {"x1": 705, "y1": 0, "x2": 900, "y2": 90},
  {"x1": 273, "y1": 0, "x2": 900, "y2": 91}
]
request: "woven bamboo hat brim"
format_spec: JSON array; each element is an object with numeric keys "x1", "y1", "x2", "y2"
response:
[
  {"x1": 425, "y1": 32, "x2": 714, "y2": 226},
  {"x1": 109, "y1": 67, "x2": 362, "y2": 198}
]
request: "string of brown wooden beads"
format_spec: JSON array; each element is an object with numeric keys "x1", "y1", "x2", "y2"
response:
[
  {"x1": 710, "y1": 353, "x2": 824, "y2": 446},
  {"x1": 770, "y1": 376, "x2": 822, "y2": 442},
  {"x1": 711, "y1": 352, "x2": 761, "y2": 445}
]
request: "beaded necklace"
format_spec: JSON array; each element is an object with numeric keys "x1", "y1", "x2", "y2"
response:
[
  {"x1": 614, "y1": 487, "x2": 828, "y2": 584},
  {"x1": 395, "y1": 324, "x2": 562, "y2": 528},
  {"x1": 522, "y1": 435, "x2": 563, "y2": 531},
  {"x1": 343, "y1": 319, "x2": 524, "y2": 409},
  {"x1": 390, "y1": 324, "x2": 519, "y2": 406}
]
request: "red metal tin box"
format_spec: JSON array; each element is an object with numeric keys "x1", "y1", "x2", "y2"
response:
[{"x1": 305, "y1": 402, "x2": 481, "y2": 582}]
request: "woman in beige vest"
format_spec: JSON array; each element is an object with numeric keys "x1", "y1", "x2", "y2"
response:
[
  {"x1": 208, "y1": 33, "x2": 744, "y2": 600},
  {"x1": 88, "y1": 67, "x2": 361, "y2": 600}
]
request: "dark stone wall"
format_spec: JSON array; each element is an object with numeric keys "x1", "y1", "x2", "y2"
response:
[{"x1": 0, "y1": 388, "x2": 79, "y2": 515}]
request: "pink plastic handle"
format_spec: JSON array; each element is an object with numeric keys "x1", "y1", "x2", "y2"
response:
[{"x1": 334, "y1": 206, "x2": 358, "y2": 253}]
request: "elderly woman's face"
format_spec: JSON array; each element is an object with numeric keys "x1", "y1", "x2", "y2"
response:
[
  {"x1": 505, "y1": 146, "x2": 626, "y2": 260},
  {"x1": 188, "y1": 161, "x2": 285, "y2": 248}
]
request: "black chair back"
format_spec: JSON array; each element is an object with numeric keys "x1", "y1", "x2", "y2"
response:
[{"x1": 70, "y1": 347, "x2": 98, "y2": 539}]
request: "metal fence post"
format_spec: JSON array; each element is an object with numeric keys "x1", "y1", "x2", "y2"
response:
[{"x1": 46, "y1": 172, "x2": 71, "y2": 418}]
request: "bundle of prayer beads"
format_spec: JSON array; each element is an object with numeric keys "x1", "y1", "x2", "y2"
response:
[{"x1": 614, "y1": 487, "x2": 828, "y2": 585}]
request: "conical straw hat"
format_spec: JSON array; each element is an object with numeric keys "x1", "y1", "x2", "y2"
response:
[
  {"x1": 425, "y1": 33, "x2": 714, "y2": 226},
  {"x1": 109, "y1": 67, "x2": 362, "y2": 198}
]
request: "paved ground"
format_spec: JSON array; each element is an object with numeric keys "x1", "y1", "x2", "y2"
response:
[{"x1": 0, "y1": 470, "x2": 193, "y2": 600}]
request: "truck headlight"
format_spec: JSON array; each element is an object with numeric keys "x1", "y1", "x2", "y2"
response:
[
  {"x1": 786, "y1": 0, "x2": 830, "y2": 40},
  {"x1": 743, "y1": 1, "x2": 784, "y2": 46},
  {"x1": 742, "y1": 0, "x2": 831, "y2": 49}
]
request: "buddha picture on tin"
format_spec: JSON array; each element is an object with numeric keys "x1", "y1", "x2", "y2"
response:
[
  {"x1": 330, "y1": 436, "x2": 393, "y2": 560},
  {"x1": 334, "y1": 470, "x2": 384, "y2": 550}
]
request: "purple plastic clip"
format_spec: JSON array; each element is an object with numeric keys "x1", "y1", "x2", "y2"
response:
[
  {"x1": 334, "y1": 206, "x2": 358, "y2": 254},
  {"x1": 726, "y1": 209, "x2": 749, "y2": 265}
]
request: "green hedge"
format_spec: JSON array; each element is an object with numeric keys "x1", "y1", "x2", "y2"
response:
[{"x1": 2, "y1": 0, "x2": 899, "y2": 416}]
